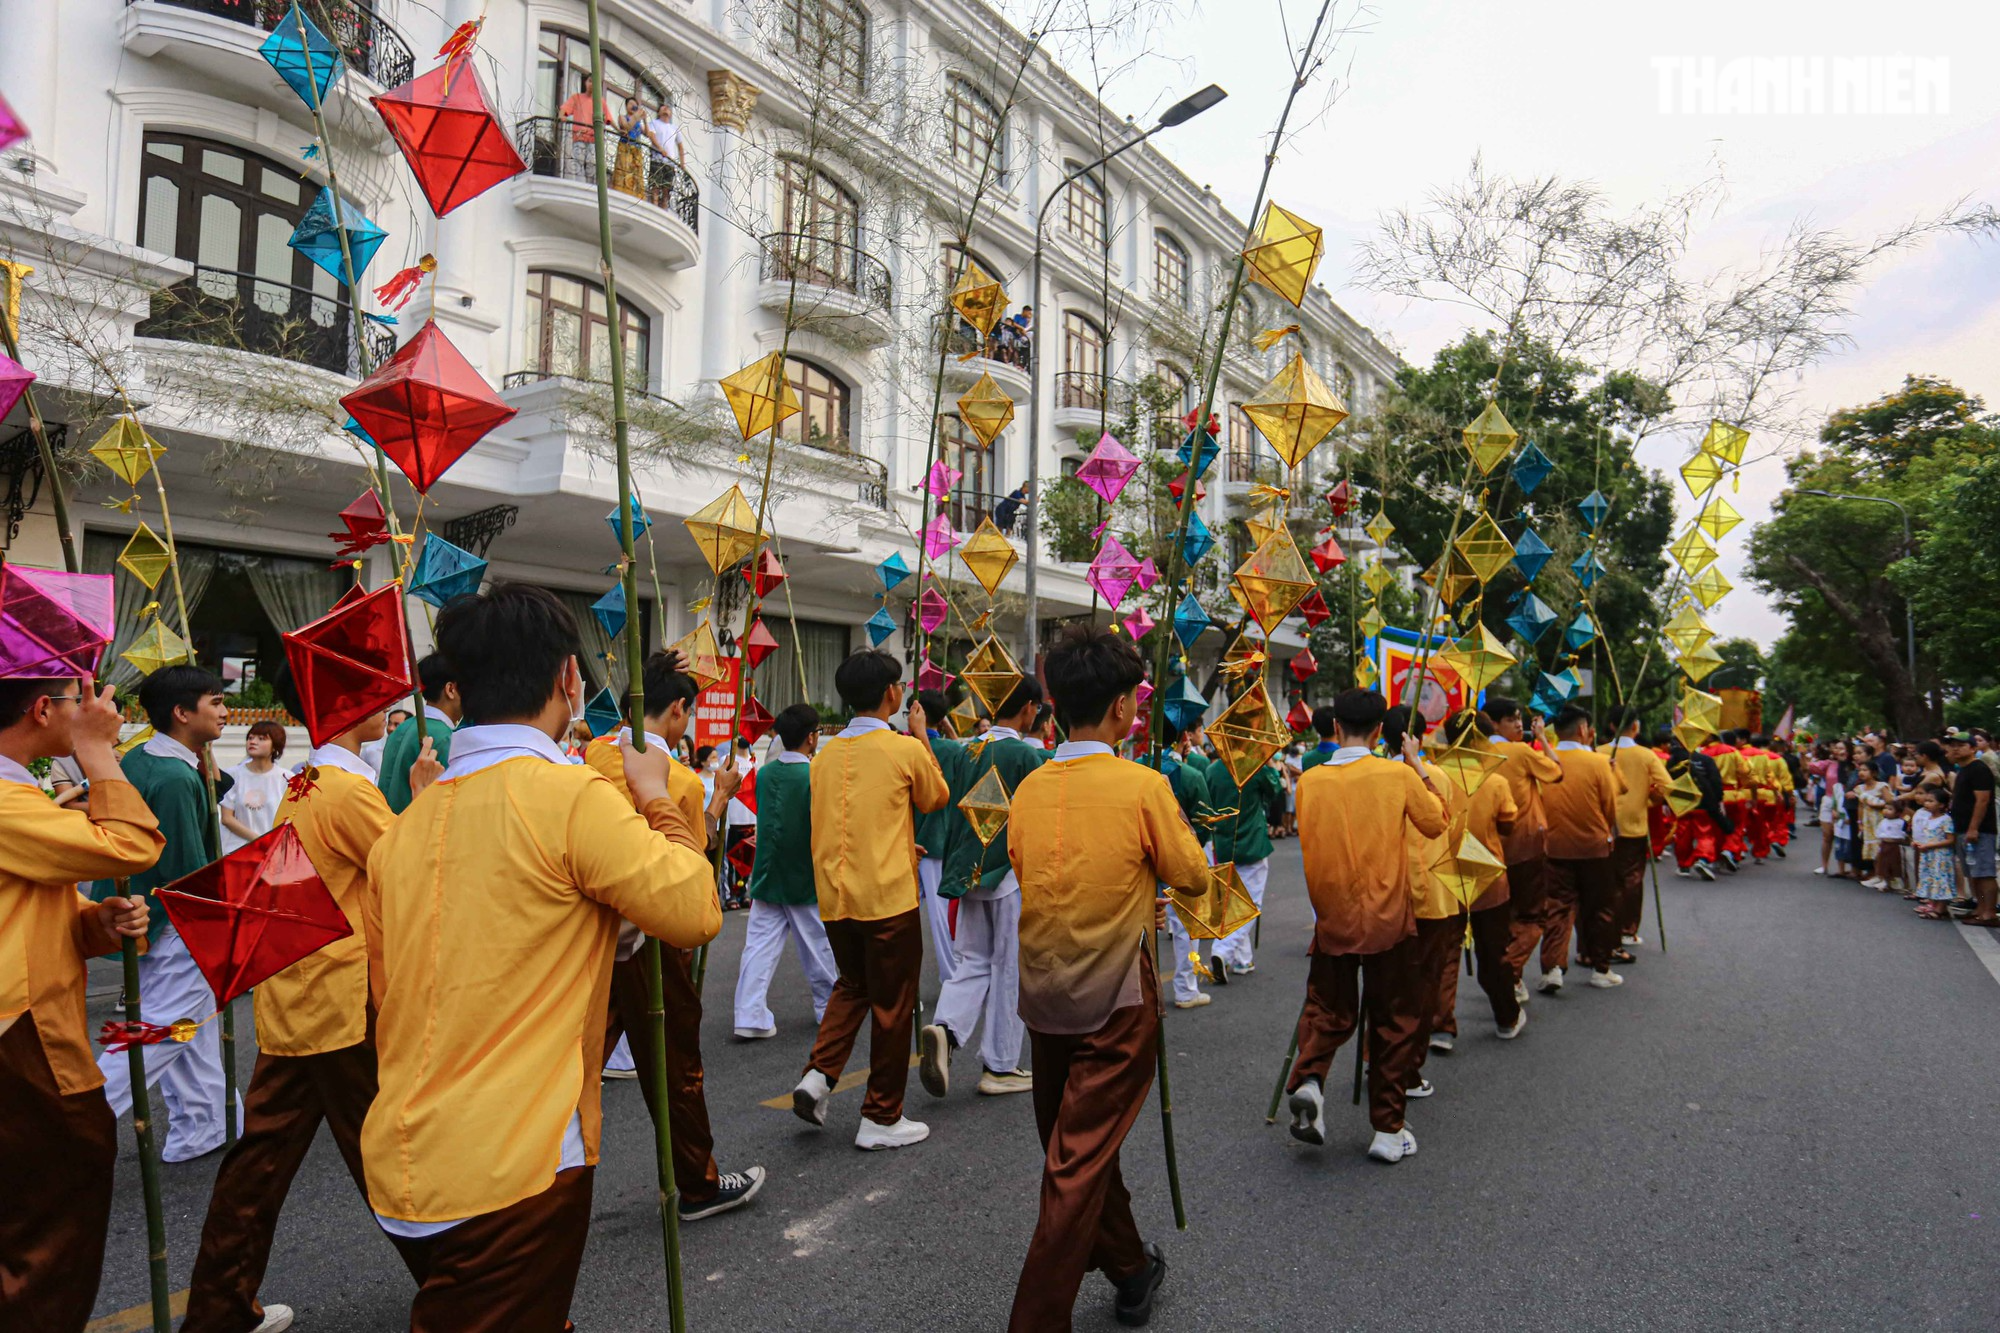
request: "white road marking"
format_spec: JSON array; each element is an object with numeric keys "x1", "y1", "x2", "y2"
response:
[{"x1": 1956, "y1": 922, "x2": 2000, "y2": 987}]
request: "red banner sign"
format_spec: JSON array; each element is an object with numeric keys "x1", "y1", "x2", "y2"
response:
[{"x1": 693, "y1": 656, "x2": 744, "y2": 751}]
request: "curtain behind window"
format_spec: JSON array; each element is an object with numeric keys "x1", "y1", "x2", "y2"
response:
[
  {"x1": 752, "y1": 617, "x2": 845, "y2": 713},
  {"x1": 85, "y1": 532, "x2": 218, "y2": 688},
  {"x1": 244, "y1": 551, "x2": 346, "y2": 634}
]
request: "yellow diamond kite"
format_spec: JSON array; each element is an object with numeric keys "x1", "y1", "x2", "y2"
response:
[
  {"x1": 1431, "y1": 726, "x2": 1507, "y2": 799},
  {"x1": 1438, "y1": 622, "x2": 1517, "y2": 695},
  {"x1": 1245, "y1": 501, "x2": 1287, "y2": 550},
  {"x1": 1452, "y1": 512, "x2": 1516, "y2": 585},
  {"x1": 944, "y1": 696, "x2": 981, "y2": 738},
  {"x1": 1661, "y1": 604, "x2": 1714, "y2": 656},
  {"x1": 1169, "y1": 860, "x2": 1260, "y2": 941},
  {"x1": 1354, "y1": 655, "x2": 1379, "y2": 688},
  {"x1": 667, "y1": 620, "x2": 728, "y2": 690},
  {"x1": 1209, "y1": 679, "x2": 1288, "y2": 787},
  {"x1": 1242, "y1": 352, "x2": 1348, "y2": 468},
  {"x1": 961, "y1": 635, "x2": 1024, "y2": 716},
  {"x1": 120, "y1": 617, "x2": 191, "y2": 676},
  {"x1": 1422, "y1": 547, "x2": 1478, "y2": 608},
  {"x1": 957, "y1": 518, "x2": 1018, "y2": 596},
  {"x1": 719, "y1": 351, "x2": 800, "y2": 441},
  {"x1": 1677, "y1": 639, "x2": 1725, "y2": 683},
  {"x1": 1219, "y1": 632, "x2": 1270, "y2": 682},
  {"x1": 1696, "y1": 494, "x2": 1743, "y2": 541},
  {"x1": 955, "y1": 371, "x2": 1015, "y2": 449},
  {"x1": 948, "y1": 258, "x2": 1006, "y2": 337},
  {"x1": 1665, "y1": 766, "x2": 1704, "y2": 816},
  {"x1": 1679, "y1": 686, "x2": 1723, "y2": 740},
  {"x1": 1230, "y1": 530, "x2": 1315, "y2": 635},
  {"x1": 1700, "y1": 419, "x2": 1749, "y2": 465},
  {"x1": 90, "y1": 418, "x2": 166, "y2": 486},
  {"x1": 116, "y1": 523, "x2": 173, "y2": 590},
  {"x1": 958, "y1": 763, "x2": 1012, "y2": 847},
  {"x1": 1680, "y1": 449, "x2": 1724, "y2": 499},
  {"x1": 1688, "y1": 564, "x2": 1733, "y2": 609},
  {"x1": 1358, "y1": 602, "x2": 1386, "y2": 639},
  {"x1": 1362, "y1": 560, "x2": 1393, "y2": 596},
  {"x1": 1429, "y1": 829, "x2": 1508, "y2": 908},
  {"x1": 1461, "y1": 402, "x2": 1518, "y2": 475},
  {"x1": 1667, "y1": 526, "x2": 1719, "y2": 576},
  {"x1": 1364, "y1": 510, "x2": 1395, "y2": 546},
  {"x1": 1241, "y1": 202, "x2": 1323, "y2": 308},
  {"x1": 682, "y1": 486, "x2": 766, "y2": 575}
]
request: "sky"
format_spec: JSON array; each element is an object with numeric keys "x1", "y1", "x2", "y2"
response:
[{"x1": 1064, "y1": 0, "x2": 2000, "y2": 646}]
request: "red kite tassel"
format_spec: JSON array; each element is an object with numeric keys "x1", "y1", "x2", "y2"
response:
[
  {"x1": 373, "y1": 255, "x2": 436, "y2": 311},
  {"x1": 98, "y1": 1020, "x2": 177, "y2": 1053},
  {"x1": 438, "y1": 19, "x2": 483, "y2": 63}
]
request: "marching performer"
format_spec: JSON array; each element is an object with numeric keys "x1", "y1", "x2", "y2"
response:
[
  {"x1": 733, "y1": 703, "x2": 839, "y2": 1040},
  {"x1": 1599, "y1": 709, "x2": 1671, "y2": 957},
  {"x1": 1537, "y1": 706, "x2": 1625, "y2": 990}
]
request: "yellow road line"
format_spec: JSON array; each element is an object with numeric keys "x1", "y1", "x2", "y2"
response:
[
  {"x1": 759, "y1": 1054, "x2": 921, "y2": 1110},
  {"x1": 87, "y1": 1289, "x2": 188, "y2": 1332}
]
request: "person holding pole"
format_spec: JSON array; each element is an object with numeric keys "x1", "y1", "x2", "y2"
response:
[
  {"x1": 1598, "y1": 709, "x2": 1671, "y2": 959},
  {"x1": 913, "y1": 688, "x2": 969, "y2": 985},
  {"x1": 362, "y1": 585, "x2": 719, "y2": 1330},
  {"x1": 1486, "y1": 696, "x2": 1564, "y2": 1006},
  {"x1": 1539, "y1": 705, "x2": 1626, "y2": 990},
  {"x1": 1003, "y1": 624, "x2": 1209, "y2": 1331},
  {"x1": 0, "y1": 676, "x2": 159, "y2": 1331},
  {"x1": 1426, "y1": 710, "x2": 1520, "y2": 1053}
]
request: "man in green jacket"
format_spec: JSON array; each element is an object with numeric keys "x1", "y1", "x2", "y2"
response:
[
  {"x1": 919, "y1": 681, "x2": 1046, "y2": 1098},
  {"x1": 92, "y1": 663, "x2": 239, "y2": 1161},
  {"x1": 1205, "y1": 747, "x2": 1282, "y2": 980},
  {"x1": 1300, "y1": 704, "x2": 1339, "y2": 772},
  {"x1": 375, "y1": 652, "x2": 460, "y2": 813},
  {"x1": 913, "y1": 689, "x2": 970, "y2": 984},
  {"x1": 731, "y1": 703, "x2": 837, "y2": 1039}
]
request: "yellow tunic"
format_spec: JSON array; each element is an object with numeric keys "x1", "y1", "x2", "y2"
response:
[
  {"x1": 262, "y1": 765, "x2": 390, "y2": 1057},
  {"x1": 1598, "y1": 741, "x2": 1673, "y2": 839},
  {"x1": 1492, "y1": 739, "x2": 1563, "y2": 865},
  {"x1": 1407, "y1": 767, "x2": 1518, "y2": 918},
  {"x1": 362, "y1": 757, "x2": 717, "y2": 1224},
  {"x1": 1542, "y1": 746, "x2": 1623, "y2": 860},
  {"x1": 1297, "y1": 756, "x2": 1446, "y2": 954},
  {"x1": 1007, "y1": 752, "x2": 1210, "y2": 1034},
  {"x1": 809, "y1": 727, "x2": 948, "y2": 923},
  {"x1": 0, "y1": 779, "x2": 162, "y2": 1094},
  {"x1": 582, "y1": 734, "x2": 708, "y2": 850}
]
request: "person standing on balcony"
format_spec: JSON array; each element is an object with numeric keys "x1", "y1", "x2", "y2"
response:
[
  {"x1": 994, "y1": 482, "x2": 1030, "y2": 536},
  {"x1": 560, "y1": 74, "x2": 613, "y2": 181},
  {"x1": 613, "y1": 96, "x2": 649, "y2": 196},
  {"x1": 646, "y1": 97, "x2": 686, "y2": 177}
]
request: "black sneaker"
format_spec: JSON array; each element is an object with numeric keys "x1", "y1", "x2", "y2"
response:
[
  {"x1": 679, "y1": 1166, "x2": 766, "y2": 1221},
  {"x1": 1773, "y1": 845, "x2": 1787, "y2": 859},
  {"x1": 1210, "y1": 956, "x2": 1229, "y2": 987},
  {"x1": 1113, "y1": 1242, "x2": 1167, "y2": 1326}
]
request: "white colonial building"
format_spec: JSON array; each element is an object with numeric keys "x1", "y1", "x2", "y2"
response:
[{"x1": 0, "y1": 0, "x2": 1399, "y2": 715}]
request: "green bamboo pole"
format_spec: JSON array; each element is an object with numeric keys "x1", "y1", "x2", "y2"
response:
[
  {"x1": 582, "y1": 4, "x2": 684, "y2": 1327},
  {"x1": 1264, "y1": 1026, "x2": 1299, "y2": 1125},
  {"x1": 1150, "y1": 927, "x2": 1185, "y2": 1230},
  {"x1": 117, "y1": 879, "x2": 173, "y2": 1333},
  {"x1": 1648, "y1": 849, "x2": 1669, "y2": 953}
]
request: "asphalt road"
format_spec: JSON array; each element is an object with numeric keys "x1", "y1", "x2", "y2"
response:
[{"x1": 89, "y1": 836, "x2": 2000, "y2": 1331}]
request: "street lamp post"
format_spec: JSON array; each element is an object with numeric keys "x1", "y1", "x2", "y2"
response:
[
  {"x1": 1020, "y1": 83, "x2": 1226, "y2": 666},
  {"x1": 1797, "y1": 488, "x2": 1919, "y2": 689}
]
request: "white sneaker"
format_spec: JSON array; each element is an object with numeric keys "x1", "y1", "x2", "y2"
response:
[
  {"x1": 1497, "y1": 1011, "x2": 1527, "y2": 1040},
  {"x1": 977, "y1": 1068, "x2": 1033, "y2": 1096},
  {"x1": 1675, "y1": 866, "x2": 1690, "y2": 878},
  {"x1": 1588, "y1": 969, "x2": 1624, "y2": 989},
  {"x1": 1173, "y1": 993, "x2": 1212, "y2": 1009},
  {"x1": 1513, "y1": 981, "x2": 1529, "y2": 1004},
  {"x1": 918, "y1": 1023, "x2": 951, "y2": 1097},
  {"x1": 1861, "y1": 878, "x2": 1885, "y2": 890},
  {"x1": 791, "y1": 1069, "x2": 832, "y2": 1126},
  {"x1": 1367, "y1": 1128, "x2": 1417, "y2": 1163},
  {"x1": 1537, "y1": 967, "x2": 1564, "y2": 994},
  {"x1": 1428, "y1": 1032, "x2": 1454, "y2": 1054},
  {"x1": 1695, "y1": 862, "x2": 1716, "y2": 881},
  {"x1": 1812, "y1": 866, "x2": 1825, "y2": 875},
  {"x1": 251, "y1": 1308, "x2": 295, "y2": 1333},
  {"x1": 733, "y1": 1026, "x2": 777, "y2": 1040},
  {"x1": 1405, "y1": 1078, "x2": 1434, "y2": 1099},
  {"x1": 855, "y1": 1116, "x2": 929, "y2": 1150},
  {"x1": 602, "y1": 1065, "x2": 638, "y2": 1080},
  {"x1": 1286, "y1": 1078, "x2": 1326, "y2": 1146},
  {"x1": 1622, "y1": 933, "x2": 1643, "y2": 947}
]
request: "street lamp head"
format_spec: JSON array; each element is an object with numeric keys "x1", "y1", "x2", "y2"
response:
[
  {"x1": 1799, "y1": 488, "x2": 1832, "y2": 497},
  {"x1": 1156, "y1": 84, "x2": 1227, "y2": 128}
]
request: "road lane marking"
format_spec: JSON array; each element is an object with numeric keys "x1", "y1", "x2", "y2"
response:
[
  {"x1": 87, "y1": 1290, "x2": 188, "y2": 1331},
  {"x1": 1957, "y1": 921, "x2": 2000, "y2": 988},
  {"x1": 759, "y1": 1054, "x2": 921, "y2": 1109}
]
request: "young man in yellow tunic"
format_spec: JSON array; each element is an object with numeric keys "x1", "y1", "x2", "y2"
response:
[
  {"x1": 1287, "y1": 687, "x2": 1446, "y2": 1164},
  {"x1": 362, "y1": 584, "x2": 720, "y2": 1331},
  {"x1": 584, "y1": 650, "x2": 763, "y2": 1221},
  {"x1": 1539, "y1": 704, "x2": 1626, "y2": 991},
  {"x1": 1598, "y1": 709, "x2": 1671, "y2": 958},
  {"x1": 0, "y1": 677, "x2": 159, "y2": 1332},
  {"x1": 1004, "y1": 625, "x2": 1210, "y2": 1332},
  {"x1": 791, "y1": 648, "x2": 949, "y2": 1149},
  {"x1": 1426, "y1": 710, "x2": 1520, "y2": 1053},
  {"x1": 182, "y1": 675, "x2": 437, "y2": 1333},
  {"x1": 1487, "y1": 696, "x2": 1564, "y2": 1002}
]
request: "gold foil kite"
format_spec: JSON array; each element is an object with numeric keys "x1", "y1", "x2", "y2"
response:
[
  {"x1": 1208, "y1": 680, "x2": 1288, "y2": 787},
  {"x1": 1241, "y1": 203, "x2": 1324, "y2": 308},
  {"x1": 1668, "y1": 526, "x2": 1719, "y2": 576},
  {"x1": 1696, "y1": 494, "x2": 1743, "y2": 541},
  {"x1": 944, "y1": 696, "x2": 981, "y2": 738},
  {"x1": 91, "y1": 418, "x2": 166, "y2": 486},
  {"x1": 960, "y1": 636, "x2": 1024, "y2": 717},
  {"x1": 1242, "y1": 352, "x2": 1348, "y2": 468},
  {"x1": 120, "y1": 618, "x2": 192, "y2": 676},
  {"x1": 1429, "y1": 829, "x2": 1507, "y2": 908},
  {"x1": 1452, "y1": 513, "x2": 1516, "y2": 585},
  {"x1": 947, "y1": 258, "x2": 1006, "y2": 338},
  {"x1": 957, "y1": 518, "x2": 1019, "y2": 596},
  {"x1": 955, "y1": 371, "x2": 1015, "y2": 449},
  {"x1": 1230, "y1": 531, "x2": 1315, "y2": 635},
  {"x1": 1438, "y1": 623, "x2": 1516, "y2": 696},
  {"x1": 719, "y1": 351, "x2": 800, "y2": 441},
  {"x1": 117, "y1": 523, "x2": 173, "y2": 590},
  {"x1": 1430, "y1": 729, "x2": 1507, "y2": 799},
  {"x1": 1461, "y1": 402, "x2": 1518, "y2": 475},
  {"x1": 958, "y1": 764, "x2": 1012, "y2": 847},
  {"x1": 1700, "y1": 420, "x2": 1750, "y2": 466},
  {"x1": 1168, "y1": 860, "x2": 1260, "y2": 940},
  {"x1": 682, "y1": 486, "x2": 766, "y2": 575},
  {"x1": 668, "y1": 620, "x2": 728, "y2": 690},
  {"x1": 1421, "y1": 547, "x2": 1478, "y2": 609},
  {"x1": 1688, "y1": 564, "x2": 1733, "y2": 610},
  {"x1": 1677, "y1": 640, "x2": 1725, "y2": 683}
]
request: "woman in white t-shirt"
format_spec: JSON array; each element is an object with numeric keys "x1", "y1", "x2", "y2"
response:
[{"x1": 219, "y1": 720, "x2": 291, "y2": 853}]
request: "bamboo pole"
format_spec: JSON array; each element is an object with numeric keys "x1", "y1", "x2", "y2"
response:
[
  {"x1": 1150, "y1": 926, "x2": 1186, "y2": 1230},
  {"x1": 1264, "y1": 1025, "x2": 1299, "y2": 1125},
  {"x1": 118, "y1": 879, "x2": 173, "y2": 1333}
]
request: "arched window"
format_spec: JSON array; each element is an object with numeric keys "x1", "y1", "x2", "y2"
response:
[
  {"x1": 1059, "y1": 311, "x2": 1105, "y2": 409},
  {"x1": 781, "y1": 356, "x2": 850, "y2": 450},
  {"x1": 1153, "y1": 231, "x2": 1189, "y2": 310},
  {"x1": 945, "y1": 76, "x2": 1001, "y2": 173},
  {"x1": 1225, "y1": 402, "x2": 1266, "y2": 484},
  {"x1": 534, "y1": 28, "x2": 663, "y2": 119},
  {"x1": 520, "y1": 270, "x2": 651, "y2": 390},
  {"x1": 777, "y1": 157, "x2": 862, "y2": 291},
  {"x1": 780, "y1": 0, "x2": 868, "y2": 95},
  {"x1": 1063, "y1": 163, "x2": 1107, "y2": 248},
  {"x1": 938, "y1": 413, "x2": 992, "y2": 530}
]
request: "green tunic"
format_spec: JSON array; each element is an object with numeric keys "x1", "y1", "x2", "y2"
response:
[
  {"x1": 914, "y1": 734, "x2": 968, "y2": 863},
  {"x1": 746, "y1": 758, "x2": 817, "y2": 906},
  {"x1": 1162, "y1": 755, "x2": 1214, "y2": 847},
  {"x1": 1184, "y1": 749, "x2": 1214, "y2": 781},
  {"x1": 939, "y1": 735, "x2": 1047, "y2": 898},
  {"x1": 377, "y1": 712, "x2": 456, "y2": 814},
  {"x1": 92, "y1": 742, "x2": 218, "y2": 945},
  {"x1": 1300, "y1": 742, "x2": 1338, "y2": 773},
  {"x1": 1206, "y1": 758, "x2": 1280, "y2": 866}
]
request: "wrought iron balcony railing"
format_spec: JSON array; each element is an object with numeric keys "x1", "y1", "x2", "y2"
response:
[
  {"x1": 136, "y1": 264, "x2": 393, "y2": 377},
  {"x1": 131, "y1": 0, "x2": 415, "y2": 88},
  {"x1": 514, "y1": 117, "x2": 701, "y2": 233},
  {"x1": 758, "y1": 232, "x2": 891, "y2": 312}
]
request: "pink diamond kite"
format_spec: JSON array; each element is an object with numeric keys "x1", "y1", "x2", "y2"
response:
[
  {"x1": 0, "y1": 565, "x2": 114, "y2": 679},
  {"x1": 1123, "y1": 606, "x2": 1156, "y2": 639},
  {"x1": 1076, "y1": 432, "x2": 1140, "y2": 504},
  {"x1": 925, "y1": 460, "x2": 962, "y2": 499},
  {"x1": 0, "y1": 351, "x2": 35, "y2": 422},
  {"x1": 1135, "y1": 556, "x2": 1159, "y2": 593},
  {"x1": 922, "y1": 514, "x2": 959, "y2": 561},
  {"x1": 915, "y1": 655, "x2": 954, "y2": 692},
  {"x1": 1087, "y1": 535, "x2": 1143, "y2": 610},
  {"x1": 1136, "y1": 680, "x2": 1155, "y2": 708},
  {"x1": 917, "y1": 585, "x2": 949, "y2": 634},
  {"x1": 1090, "y1": 519, "x2": 1108, "y2": 542},
  {"x1": 0, "y1": 93, "x2": 26, "y2": 155}
]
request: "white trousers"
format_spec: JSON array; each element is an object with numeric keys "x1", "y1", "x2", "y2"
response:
[
  {"x1": 732, "y1": 900, "x2": 838, "y2": 1032},
  {"x1": 97, "y1": 927, "x2": 241, "y2": 1162},
  {"x1": 1212, "y1": 857, "x2": 1270, "y2": 969},
  {"x1": 1167, "y1": 846, "x2": 1218, "y2": 1002},
  {"x1": 918, "y1": 857, "x2": 958, "y2": 982},
  {"x1": 605, "y1": 1034, "x2": 636, "y2": 1072},
  {"x1": 932, "y1": 887, "x2": 1024, "y2": 1074}
]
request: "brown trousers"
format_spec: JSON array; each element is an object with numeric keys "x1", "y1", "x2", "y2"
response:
[
  {"x1": 386, "y1": 1166, "x2": 594, "y2": 1333},
  {"x1": 184, "y1": 1041, "x2": 416, "y2": 1333},
  {"x1": 1435, "y1": 899, "x2": 1520, "y2": 1033},
  {"x1": 1285, "y1": 935, "x2": 1425, "y2": 1133},
  {"x1": 808, "y1": 909, "x2": 921, "y2": 1125},
  {"x1": 1501, "y1": 855, "x2": 1550, "y2": 985},
  {"x1": 1612, "y1": 835, "x2": 1650, "y2": 938},
  {"x1": 1545, "y1": 855, "x2": 1620, "y2": 973},
  {"x1": 1006, "y1": 957, "x2": 1157, "y2": 1333},
  {"x1": 1407, "y1": 914, "x2": 1463, "y2": 1082},
  {"x1": 602, "y1": 944, "x2": 720, "y2": 1204},
  {"x1": 0, "y1": 1014, "x2": 116, "y2": 1333}
]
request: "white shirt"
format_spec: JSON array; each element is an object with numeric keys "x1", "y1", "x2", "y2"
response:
[
  {"x1": 837, "y1": 716, "x2": 892, "y2": 740},
  {"x1": 0, "y1": 754, "x2": 36, "y2": 786},
  {"x1": 774, "y1": 750, "x2": 810, "y2": 766},
  {"x1": 1052, "y1": 740, "x2": 1114, "y2": 762},
  {"x1": 440, "y1": 724, "x2": 577, "y2": 780},
  {"x1": 142, "y1": 732, "x2": 201, "y2": 770},
  {"x1": 645, "y1": 115, "x2": 680, "y2": 158},
  {"x1": 1556, "y1": 740, "x2": 1589, "y2": 752},
  {"x1": 1612, "y1": 736, "x2": 1638, "y2": 749},
  {"x1": 309, "y1": 743, "x2": 377, "y2": 781},
  {"x1": 1324, "y1": 745, "x2": 1374, "y2": 768},
  {"x1": 220, "y1": 760, "x2": 291, "y2": 852}
]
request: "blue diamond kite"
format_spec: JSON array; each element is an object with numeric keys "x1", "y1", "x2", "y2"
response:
[
  {"x1": 1570, "y1": 550, "x2": 1606, "y2": 589},
  {"x1": 260, "y1": 3, "x2": 344, "y2": 109},
  {"x1": 1181, "y1": 511, "x2": 1215, "y2": 567},
  {"x1": 864, "y1": 605, "x2": 897, "y2": 646},
  {"x1": 1540, "y1": 667, "x2": 1582, "y2": 703},
  {"x1": 1513, "y1": 528, "x2": 1554, "y2": 582},
  {"x1": 1161, "y1": 676, "x2": 1210, "y2": 732},
  {"x1": 1577, "y1": 489, "x2": 1610, "y2": 532},
  {"x1": 604, "y1": 496, "x2": 651, "y2": 542},
  {"x1": 289, "y1": 187, "x2": 387, "y2": 285},
  {"x1": 591, "y1": 583, "x2": 627, "y2": 638},
  {"x1": 584, "y1": 686, "x2": 621, "y2": 738},
  {"x1": 408, "y1": 533, "x2": 487, "y2": 609},
  {"x1": 1511, "y1": 441, "x2": 1553, "y2": 495},
  {"x1": 1504, "y1": 591, "x2": 1557, "y2": 644},
  {"x1": 1172, "y1": 594, "x2": 1212, "y2": 650},
  {"x1": 876, "y1": 551, "x2": 911, "y2": 593},
  {"x1": 1177, "y1": 426, "x2": 1219, "y2": 481},
  {"x1": 1562, "y1": 609, "x2": 1598, "y2": 652}
]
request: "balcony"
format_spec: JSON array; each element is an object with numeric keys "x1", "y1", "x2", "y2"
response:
[
  {"x1": 122, "y1": 0, "x2": 413, "y2": 122},
  {"x1": 756, "y1": 233, "x2": 894, "y2": 346},
  {"x1": 937, "y1": 320, "x2": 1032, "y2": 400},
  {"x1": 500, "y1": 368, "x2": 676, "y2": 408},
  {"x1": 1051, "y1": 371, "x2": 1121, "y2": 435},
  {"x1": 134, "y1": 263, "x2": 394, "y2": 377},
  {"x1": 511, "y1": 118, "x2": 701, "y2": 270}
]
